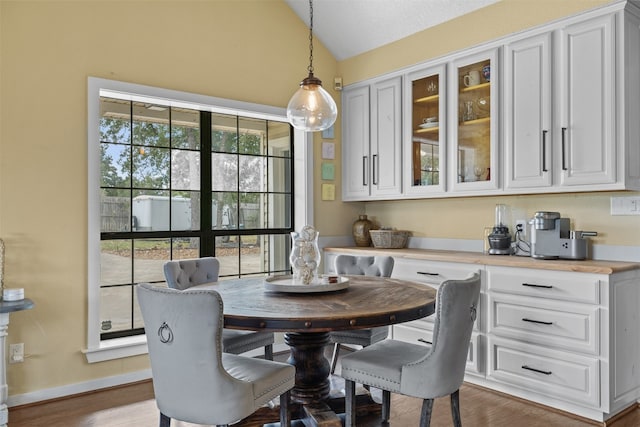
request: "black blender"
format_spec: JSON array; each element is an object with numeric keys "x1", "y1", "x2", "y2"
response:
[{"x1": 487, "y1": 204, "x2": 512, "y2": 255}]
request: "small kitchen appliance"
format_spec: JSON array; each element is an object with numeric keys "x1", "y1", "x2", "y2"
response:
[
  {"x1": 529, "y1": 211, "x2": 597, "y2": 260},
  {"x1": 487, "y1": 204, "x2": 512, "y2": 255}
]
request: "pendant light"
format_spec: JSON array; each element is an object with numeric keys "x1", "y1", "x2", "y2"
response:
[{"x1": 287, "y1": 0, "x2": 337, "y2": 132}]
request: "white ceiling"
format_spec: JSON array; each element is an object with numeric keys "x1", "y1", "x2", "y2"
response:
[{"x1": 283, "y1": 0, "x2": 501, "y2": 61}]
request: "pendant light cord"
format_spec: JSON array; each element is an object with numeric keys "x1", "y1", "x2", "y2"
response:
[{"x1": 307, "y1": 0, "x2": 314, "y2": 75}]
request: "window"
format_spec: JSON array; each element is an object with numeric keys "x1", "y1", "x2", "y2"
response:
[{"x1": 86, "y1": 78, "x2": 313, "y2": 362}]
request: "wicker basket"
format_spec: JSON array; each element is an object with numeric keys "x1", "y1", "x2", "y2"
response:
[{"x1": 369, "y1": 230, "x2": 409, "y2": 249}]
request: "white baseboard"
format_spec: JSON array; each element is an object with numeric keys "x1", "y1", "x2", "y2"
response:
[
  {"x1": 8, "y1": 369, "x2": 152, "y2": 408},
  {"x1": 8, "y1": 343, "x2": 292, "y2": 408}
]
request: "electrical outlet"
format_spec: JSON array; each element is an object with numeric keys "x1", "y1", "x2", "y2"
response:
[
  {"x1": 9, "y1": 343, "x2": 24, "y2": 363},
  {"x1": 515, "y1": 219, "x2": 527, "y2": 237}
]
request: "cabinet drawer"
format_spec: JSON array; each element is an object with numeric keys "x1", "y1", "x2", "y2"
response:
[
  {"x1": 489, "y1": 293, "x2": 599, "y2": 354},
  {"x1": 488, "y1": 337, "x2": 599, "y2": 407},
  {"x1": 392, "y1": 258, "x2": 480, "y2": 286},
  {"x1": 487, "y1": 266, "x2": 600, "y2": 304},
  {"x1": 392, "y1": 258, "x2": 481, "y2": 331},
  {"x1": 402, "y1": 316, "x2": 435, "y2": 330},
  {"x1": 393, "y1": 324, "x2": 481, "y2": 374}
]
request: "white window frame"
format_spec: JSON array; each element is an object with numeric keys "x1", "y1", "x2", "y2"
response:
[{"x1": 84, "y1": 77, "x2": 313, "y2": 362}]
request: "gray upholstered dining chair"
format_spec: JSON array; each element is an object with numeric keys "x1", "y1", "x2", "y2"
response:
[
  {"x1": 163, "y1": 257, "x2": 275, "y2": 360},
  {"x1": 339, "y1": 273, "x2": 481, "y2": 427},
  {"x1": 137, "y1": 283, "x2": 295, "y2": 427},
  {"x1": 329, "y1": 254, "x2": 394, "y2": 373}
]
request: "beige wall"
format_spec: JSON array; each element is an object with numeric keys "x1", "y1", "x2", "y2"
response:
[
  {"x1": 326, "y1": 0, "x2": 640, "y2": 247},
  {"x1": 0, "y1": 0, "x2": 342, "y2": 395},
  {"x1": 0, "y1": 0, "x2": 638, "y2": 401}
]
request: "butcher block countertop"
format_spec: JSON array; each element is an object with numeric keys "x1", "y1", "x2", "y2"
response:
[{"x1": 323, "y1": 247, "x2": 640, "y2": 275}]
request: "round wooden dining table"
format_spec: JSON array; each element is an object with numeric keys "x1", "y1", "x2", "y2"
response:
[{"x1": 202, "y1": 275, "x2": 437, "y2": 426}]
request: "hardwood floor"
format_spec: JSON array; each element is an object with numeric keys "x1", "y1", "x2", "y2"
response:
[{"x1": 8, "y1": 350, "x2": 640, "y2": 427}]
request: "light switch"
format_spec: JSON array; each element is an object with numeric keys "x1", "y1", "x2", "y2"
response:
[{"x1": 610, "y1": 196, "x2": 640, "y2": 215}]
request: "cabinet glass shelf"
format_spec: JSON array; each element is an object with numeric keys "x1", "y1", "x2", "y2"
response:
[
  {"x1": 414, "y1": 94, "x2": 439, "y2": 104},
  {"x1": 460, "y1": 82, "x2": 490, "y2": 93},
  {"x1": 415, "y1": 126, "x2": 440, "y2": 134}
]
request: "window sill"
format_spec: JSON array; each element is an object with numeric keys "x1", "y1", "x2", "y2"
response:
[{"x1": 83, "y1": 336, "x2": 148, "y2": 363}]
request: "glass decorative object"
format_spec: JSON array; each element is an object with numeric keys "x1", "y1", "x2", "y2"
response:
[
  {"x1": 286, "y1": 0, "x2": 337, "y2": 132},
  {"x1": 290, "y1": 225, "x2": 321, "y2": 285}
]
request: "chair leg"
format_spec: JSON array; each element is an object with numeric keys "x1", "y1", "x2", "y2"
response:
[
  {"x1": 381, "y1": 390, "x2": 391, "y2": 422},
  {"x1": 280, "y1": 390, "x2": 291, "y2": 427},
  {"x1": 419, "y1": 398, "x2": 434, "y2": 427},
  {"x1": 159, "y1": 412, "x2": 171, "y2": 427},
  {"x1": 345, "y1": 379, "x2": 356, "y2": 427},
  {"x1": 330, "y1": 343, "x2": 341, "y2": 374},
  {"x1": 265, "y1": 344, "x2": 274, "y2": 361},
  {"x1": 450, "y1": 389, "x2": 462, "y2": 427}
]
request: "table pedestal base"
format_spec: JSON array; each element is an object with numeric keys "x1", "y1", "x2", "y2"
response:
[
  {"x1": 284, "y1": 331, "x2": 332, "y2": 404},
  {"x1": 266, "y1": 332, "x2": 381, "y2": 427},
  {"x1": 263, "y1": 394, "x2": 380, "y2": 427}
]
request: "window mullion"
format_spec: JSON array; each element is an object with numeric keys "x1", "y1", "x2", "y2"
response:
[{"x1": 200, "y1": 111, "x2": 213, "y2": 256}]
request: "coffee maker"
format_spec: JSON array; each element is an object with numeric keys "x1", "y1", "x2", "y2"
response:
[
  {"x1": 487, "y1": 204, "x2": 512, "y2": 255},
  {"x1": 529, "y1": 211, "x2": 597, "y2": 260}
]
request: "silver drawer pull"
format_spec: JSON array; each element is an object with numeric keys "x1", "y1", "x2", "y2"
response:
[
  {"x1": 522, "y1": 365, "x2": 552, "y2": 375},
  {"x1": 522, "y1": 318, "x2": 553, "y2": 325},
  {"x1": 522, "y1": 283, "x2": 553, "y2": 289},
  {"x1": 417, "y1": 338, "x2": 432, "y2": 345},
  {"x1": 417, "y1": 272, "x2": 439, "y2": 276}
]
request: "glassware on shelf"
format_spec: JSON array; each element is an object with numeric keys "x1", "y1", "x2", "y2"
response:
[
  {"x1": 474, "y1": 166, "x2": 485, "y2": 181},
  {"x1": 462, "y1": 101, "x2": 475, "y2": 122}
]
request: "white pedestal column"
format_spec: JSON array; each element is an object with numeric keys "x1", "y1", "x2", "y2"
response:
[{"x1": 0, "y1": 299, "x2": 34, "y2": 427}]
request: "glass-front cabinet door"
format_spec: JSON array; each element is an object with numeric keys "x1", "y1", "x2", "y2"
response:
[
  {"x1": 449, "y1": 48, "x2": 499, "y2": 193},
  {"x1": 404, "y1": 64, "x2": 446, "y2": 196}
]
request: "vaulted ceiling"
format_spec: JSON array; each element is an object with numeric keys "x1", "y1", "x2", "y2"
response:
[{"x1": 283, "y1": 0, "x2": 501, "y2": 61}]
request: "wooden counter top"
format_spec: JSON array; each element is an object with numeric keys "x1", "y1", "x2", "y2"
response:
[{"x1": 323, "y1": 247, "x2": 640, "y2": 275}]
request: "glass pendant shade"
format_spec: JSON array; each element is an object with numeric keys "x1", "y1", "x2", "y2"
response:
[{"x1": 287, "y1": 73, "x2": 338, "y2": 132}]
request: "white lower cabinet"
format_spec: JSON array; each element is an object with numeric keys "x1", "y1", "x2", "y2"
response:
[
  {"x1": 390, "y1": 258, "x2": 484, "y2": 377},
  {"x1": 394, "y1": 325, "x2": 482, "y2": 375},
  {"x1": 323, "y1": 249, "x2": 640, "y2": 422},
  {"x1": 486, "y1": 265, "x2": 640, "y2": 421}
]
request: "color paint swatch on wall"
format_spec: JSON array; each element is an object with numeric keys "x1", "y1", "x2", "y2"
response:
[
  {"x1": 322, "y1": 142, "x2": 335, "y2": 159},
  {"x1": 321, "y1": 162, "x2": 335, "y2": 180},
  {"x1": 321, "y1": 183, "x2": 335, "y2": 201}
]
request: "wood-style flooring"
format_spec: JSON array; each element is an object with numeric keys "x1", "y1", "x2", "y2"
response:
[{"x1": 8, "y1": 349, "x2": 640, "y2": 427}]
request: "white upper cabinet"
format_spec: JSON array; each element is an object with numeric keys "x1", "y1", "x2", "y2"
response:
[
  {"x1": 403, "y1": 64, "x2": 447, "y2": 196},
  {"x1": 341, "y1": 1, "x2": 640, "y2": 202},
  {"x1": 370, "y1": 76, "x2": 403, "y2": 198},
  {"x1": 449, "y1": 48, "x2": 500, "y2": 193},
  {"x1": 504, "y1": 32, "x2": 553, "y2": 189},
  {"x1": 342, "y1": 85, "x2": 370, "y2": 200},
  {"x1": 557, "y1": 13, "x2": 616, "y2": 187},
  {"x1": 504, "y1": 7, "x2": 640, "y2": 193},
  {"x1": 342, "y1": 76, "x2": 403, "y2": 201}
]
